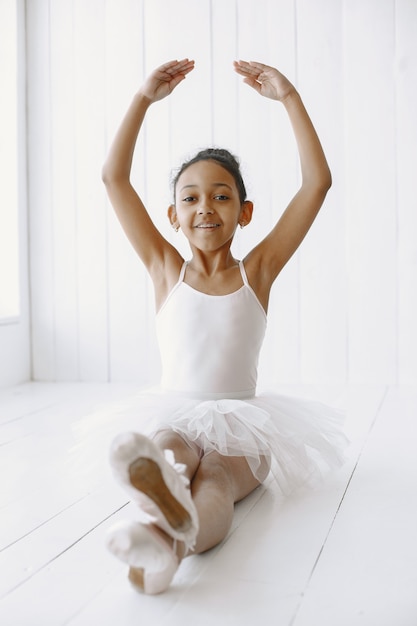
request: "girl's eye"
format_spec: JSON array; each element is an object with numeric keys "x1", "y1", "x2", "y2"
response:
[
  {"x1": 182, "y1": 196, "x2": 195, "y2": 203},
  {"x1": 215, "y1": 195, "x2": 229, "y2": 201}
]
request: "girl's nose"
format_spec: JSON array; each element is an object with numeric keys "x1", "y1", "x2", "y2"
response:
[{"x1": 198, "y1": 201, "x2": 214, "y2": 215}]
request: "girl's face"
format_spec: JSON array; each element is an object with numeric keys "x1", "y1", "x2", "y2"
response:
[{"x1": 169, "y1": 160, "x2": 252, "y2": 252}]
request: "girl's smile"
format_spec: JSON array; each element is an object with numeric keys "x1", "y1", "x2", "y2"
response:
[{"x1": 194, "y1": 223, "x2": 221, "y2": 229}]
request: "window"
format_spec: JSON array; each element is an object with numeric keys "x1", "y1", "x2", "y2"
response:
[{"x1": 0, "y1": 0, "x2": 21, "y2": 322}]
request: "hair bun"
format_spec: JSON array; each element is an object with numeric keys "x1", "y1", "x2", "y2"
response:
[{"x1": 172, "y1": 148, "x2": 247, "y2": 204}]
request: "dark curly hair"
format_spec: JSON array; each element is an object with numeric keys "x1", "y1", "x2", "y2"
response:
[{"x1": 172, "y1": 148, "x2": 247, "y2": 204}]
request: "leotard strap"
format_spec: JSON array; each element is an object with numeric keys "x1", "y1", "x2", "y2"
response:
[
  {"x1": 238, "y1": 260, "x2": 250, "y2": 286},
  {"x1": 157, "y1": 261, "x2": 188, "y2": 316},
  {"x1": 178, "y1": 261, "x2": 188, "y2": 283},
  {"x1": 238, "y1": 260, "x2": 267, "y2": 318}
]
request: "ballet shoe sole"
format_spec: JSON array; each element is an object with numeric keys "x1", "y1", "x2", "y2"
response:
[
  {"x1": 128, "y1": 566, "x2": 145, "y2": 592},
  {"x1": 129, "y1": 457, "x2": 192, "y2": 534}
]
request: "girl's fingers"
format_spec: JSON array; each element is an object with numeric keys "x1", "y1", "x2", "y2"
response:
[
  {"x1": 178, "y1": 62, "x2": 195, "y2": 76},
  {"x1": 153, "y1": 59, "x2": 195, "y2": 82},
  {"x1": 234, "y1": 60, "x2": 253, "y2": 73},
  {"x1": 234, "y1": 60, "x2": 265, "y2": 80},
  {"x1": 164, "y1": 59, "x2": 195, "y2": 74},
  {"x1": 160, "y1": 58, "x2": 191, "y2": 69},
  {"x1": 248, "y1": 61, "x2": 268, "y2": 71}
]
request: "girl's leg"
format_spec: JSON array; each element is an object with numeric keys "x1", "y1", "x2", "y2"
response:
[
  {"x1": 150, "y1": 433, "x2": 269, "y2": 555},
  {"x1": 190, "y1": 451, "x2": 269, "y2": 554}
]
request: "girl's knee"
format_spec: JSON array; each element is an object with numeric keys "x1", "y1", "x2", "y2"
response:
[
  {"x1": 195, "y1": 452, "x2": 261, "y2": 502},
  {"x1": 193, "y1": 453, "x2": 234, "y2": 493},
  {"x1": 152, "y1": 430, "x2": 201, "y2": 480}
]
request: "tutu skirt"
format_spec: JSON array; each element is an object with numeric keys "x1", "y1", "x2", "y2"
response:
[{"x1": 108, "y1": 387, "x2": 349, "y2": 495}]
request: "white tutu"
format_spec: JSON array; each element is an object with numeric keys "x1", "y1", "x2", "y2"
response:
[{"x1": 108, "y1": 387, "x2": 349, "y2": 495}]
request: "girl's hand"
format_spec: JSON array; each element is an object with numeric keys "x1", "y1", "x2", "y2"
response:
[
  {"x1": 233, "y1": 60, "x2": 295, "y2": 101},
  {"x1": 139, "y1": 59, "x2": 195, "y2": 103}
]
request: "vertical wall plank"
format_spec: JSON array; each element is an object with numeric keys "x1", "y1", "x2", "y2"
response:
[
  {"x1": 344, "y1": 0, "x2": 397, "y2": 383},
  {"x1": 142, "y1": 0, "x2": 173, "y2": 237},
  {"x1": 104, "y1": 0, "x2": 150, "y2": 382},
  {"x1": 165, "y1": 0, "x2": 213, "y2": 163},
  {"x1": 396, "y1": 0, "x2": 417, "y2": 384},
  {"x1": 236, "y1": 0, "x2": 274, "y2": 248},
  {"x1": 73, "y1": 0, "x2": 109, "y2": 381},
  {"x1": 27, "y1": 0, "x2": 56, "y2": 380},
  {"x1": 261, "y1": 0, "x2": 300, "y2": 386},
  {"x1": 211, "y1": 0, "x2": 239, "y2": 153},
  {"x1": 49, "y1": 0, "x2": 79, "y2": 380},
  {"x1": 297, "y1": 0, "x2": 347, "y2": 383}
]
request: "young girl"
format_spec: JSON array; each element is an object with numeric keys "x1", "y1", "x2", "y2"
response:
[{"x1": 102, "y1": 59, "x2": 347, "y2": 595}]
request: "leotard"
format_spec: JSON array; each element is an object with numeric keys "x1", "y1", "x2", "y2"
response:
[{"x1": 156, "y1": 260, "x2": 266, "y2": 399}]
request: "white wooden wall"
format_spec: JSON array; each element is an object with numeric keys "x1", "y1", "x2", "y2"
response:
[{"x1": 25, "y1": 0, "x2": 417, "y2": 386}]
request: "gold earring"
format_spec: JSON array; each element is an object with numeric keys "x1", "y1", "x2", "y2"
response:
[
  {"x1": 173, "y1": 224, "x2": 180, "y2": 232},
  {"x1": 239, "y1": 222, "x2": 244, "y2": 229}
]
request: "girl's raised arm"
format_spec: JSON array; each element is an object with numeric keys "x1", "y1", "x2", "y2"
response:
[
  {"x1": 234, "y1": 61, "x2": 332, "y2": 285},
  {"x1": 102, "y1": 59, "x2": 195, "y2": 280}
]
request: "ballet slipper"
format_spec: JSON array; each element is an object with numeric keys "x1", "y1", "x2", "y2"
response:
[
  {"x1": 106, "y1": 520, "x2": 178, "y2": 595},
  {"x1": 109, "y1": 432, "x2": 199, "y2": 552}
]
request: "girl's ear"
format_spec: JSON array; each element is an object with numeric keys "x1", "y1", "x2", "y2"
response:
[
  {"x1": 239, "y1": 200, "x2": 254, "y2": 228},
  {"x1": 167, "y1": 204, "x2": 180, "y2": 230}
]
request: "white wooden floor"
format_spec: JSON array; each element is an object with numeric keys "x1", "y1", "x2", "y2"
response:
[{"x1": 0, "y1": 382, "x2": 416, "y2": 626}]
